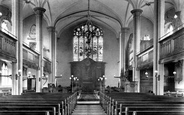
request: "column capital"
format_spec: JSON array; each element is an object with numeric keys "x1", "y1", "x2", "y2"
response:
[
  {"x1": 34, "y1": 7, "x2": 46, "y2": 15},
  {"x1": 47, "y1": 26, "x2": 55, "y2": 32},
  {"x1": 121, "y1": 27, "x2": 130, "y2": 33},
  {"x1": 131, "y1": 9, "x2": 143, "y2": 16}
]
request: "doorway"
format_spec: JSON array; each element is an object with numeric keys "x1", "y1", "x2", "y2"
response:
[{"x1": 164, "y1": 62, "x2": 175, "y2": 92}]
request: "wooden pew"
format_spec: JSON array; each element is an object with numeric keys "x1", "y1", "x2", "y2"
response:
[
  {"x1": 0, "y1": 100, "x2": 62, "y2": 115},
  {"x1": 0, "y1": 93, "x2": 72, "y2": 115},
  {"x1": 103, "y1": 92, "x2": 184, "y2": 115},
  {"x1": 0, "y1": 92, "x2": 77, "y2": 115}
]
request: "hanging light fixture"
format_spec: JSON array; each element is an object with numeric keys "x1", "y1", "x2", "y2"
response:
[{"x1": 83, "y1": 0, "x2": 94, "y2": 57}]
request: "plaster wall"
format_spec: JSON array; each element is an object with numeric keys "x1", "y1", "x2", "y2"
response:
[{"x1": 23, "y1": 15, "x2": 51, "y2": 60}]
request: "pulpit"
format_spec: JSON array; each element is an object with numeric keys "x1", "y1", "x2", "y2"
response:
[
  {"x1": 125, "y1": 81, "x2": 138, "y2": 92},
  {"x1": 70, "y1": 58, "x2": 105, "y2": 93}
]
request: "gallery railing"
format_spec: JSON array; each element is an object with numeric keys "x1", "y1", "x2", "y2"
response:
[
  {"x1": 23, "y1": 44, "x2": 39, "y2": 69},
  {"x1": 0, "y1": 29, "x2": 17, "y2": 62},
  {"x1": 137, "y1": 47, "x2": 153, "y2": 70},
  {"x1": 160, "y1": 27, "x2": 184, "y2": 62}
]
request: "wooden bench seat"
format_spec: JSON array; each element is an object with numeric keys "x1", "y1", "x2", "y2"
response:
[
  {"x1": 0, "y1": 106, "x2": 56, "y2": 115},
  {"x1": 107, "y1": 93, "x2": 184, "y2": 100},
  {"x1": 0, "y1": 103, "x2": 61, "y2": 115},
  {"x1": 123, "y1": 106, "x2": 184, "y2": 111},
  {"x1": 116, "y1": 100, "x2": 184, "y2": 104},
  {"x1": 120, "y1": 103, "x2": 184, "y2": 107},
  {"x1": 0, "y1": 111, "x2": 50, "y2": 115},
  {"x1": 131, "y1": 111, "x2": 184, "y2": 115}
]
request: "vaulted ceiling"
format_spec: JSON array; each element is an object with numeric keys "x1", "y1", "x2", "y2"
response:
[{"x1": 1, "y1": 0, "x2": 184, "y2": 36}]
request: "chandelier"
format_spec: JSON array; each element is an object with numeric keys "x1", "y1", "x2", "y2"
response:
[{"x1": 73, "y1": 0, "x2": 103, "y2": 58}]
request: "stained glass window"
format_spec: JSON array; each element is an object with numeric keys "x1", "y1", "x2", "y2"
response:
[{"x1": 73, "y1": 24, "x2": 103, "y2": 61}]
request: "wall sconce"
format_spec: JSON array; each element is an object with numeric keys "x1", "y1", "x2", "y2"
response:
[
  {"x1": 16, "y1": 69, "x2": 21, "y2": 80},
  {"x1": 43, "y1": 47, "x2": 50, "y2": 52},
  {"x1": 174, "y1": 14, "x2": 178, "y2": 19},
  {"x1": 155, "y1": 70, "x2": 160, "y2": 81},
  {"x1": 173, "y1": 71, "x2": 176, "y2": 75},
  {"x1": 39, "y1": 73, "x2": 47, "y2": 81},
  {"x1": 28, "y1": 71, "x2": 31, "y2": 78},
  {"x1": 145, "y1": 72, "x2": 148, "y2": 78},
  {"x1": 173, "y1": 71, "x2": 181, "y2": 84}
]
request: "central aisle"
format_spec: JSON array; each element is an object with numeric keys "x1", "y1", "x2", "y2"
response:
[{"x1": 72, "y1": 93, "x2": 107, "y2": 115}]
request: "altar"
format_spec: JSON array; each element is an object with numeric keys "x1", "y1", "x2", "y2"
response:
[{"x1": 70, "y1": 58, "x2": 105, "y2": 92}]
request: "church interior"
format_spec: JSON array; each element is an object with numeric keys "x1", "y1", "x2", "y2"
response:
[{"x1": 0, "y1": 0, "x2": 184, "y2": 115}]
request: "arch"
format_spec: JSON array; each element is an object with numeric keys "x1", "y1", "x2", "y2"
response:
[
  {"x1": 57, "y1": 16, "x2": 119, "y2": 39},
  {"x1": 54, "y1": 10, "x2": 122, "y2": 28}
]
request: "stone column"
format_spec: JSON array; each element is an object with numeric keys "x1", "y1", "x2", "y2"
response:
[
  {"x1": 34, "y1": 7, "x2": 46, "y2": 92},
  {"x1": 120, "y1": 27, "x2": 129, "y2": 90},
  {"x1": 12, "y1": 0, "x2": 23, "y2": 95},
  {"x1": 153, "y1": 0, "x2": 165, "y2": 95},
  {"x1": 131, "y1": 9, "x2": 142, "y2": 86},
  {"x1": 47, "y1": 26, "x2": 56, "y2": 84},
  {"x1": 121, "y1": 27, "x2": 129, "y2": 73}
]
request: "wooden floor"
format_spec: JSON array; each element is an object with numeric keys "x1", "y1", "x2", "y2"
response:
[{"x1": 72, "y1": 93, "x2": 106, "y2": 115}]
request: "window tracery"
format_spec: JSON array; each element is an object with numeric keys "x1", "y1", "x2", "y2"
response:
[{"x1": 73, "y1": 24, "x2": 103, "y2": 61}]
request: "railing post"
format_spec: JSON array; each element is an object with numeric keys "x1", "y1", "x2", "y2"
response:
[
  {"x1": 62, "y1": 101, "x2": 64, "y2": 115},
  {"x1": 58, "y1": 104, "x2": 61, "y2": 115},
  {"x1": 115, "y1": 101, "x2": 117, "y2": 115},
  {"x1": 125, "y1": 107, "x2": 129, "y2": 115},
  {"x1": 109, "y1": 98, "x2": 111, "y2": 115},
  {"x1": 64, "y1": 99, "x2": 67, "y2": 115},
  {"x1": 112, "y1": 99, "x2": 114, "y2": 115},
  {"x1": 119, "y1": 104, "x2": 122, "y2": 115},
  {"x1": 132, "y1": 111, "x2": 137, "y2": 115}
]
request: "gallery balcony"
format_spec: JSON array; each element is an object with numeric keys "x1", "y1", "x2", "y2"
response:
[
  {"x1": 0, "y1": 28, "x2": 17, "y2": 62},
  {"x1": 137, "y1": 47, "x2": 153, "y2": 70},
  {"x1": 159, "y1": 27, "x2": 184, "y2": 63},
  {"x1": 23, "y1": 44, "x2": 39, "y2": 69}
]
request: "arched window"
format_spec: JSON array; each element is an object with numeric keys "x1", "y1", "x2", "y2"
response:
[{"x1": 73, "y1": 24, "x2": 103, "y2": 61}]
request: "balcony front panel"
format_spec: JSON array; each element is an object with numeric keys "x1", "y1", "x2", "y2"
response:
[
  {"x1": 137, "y1": 48, "x2": 153, "y2": 70},
  {"x1": 0, "y1": 30, "x2": 17, "y2": 62},
  {"x1": 23, "y1": 45, "x2": 39, "y2": 69},
  {"x1": 160, "y1": 28, "x2": 184, "y2": 63}
]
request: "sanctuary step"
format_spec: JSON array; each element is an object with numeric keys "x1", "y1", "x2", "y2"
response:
[{"x1": 72, "y1": 93, "x2": 106, "y2": 115}]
